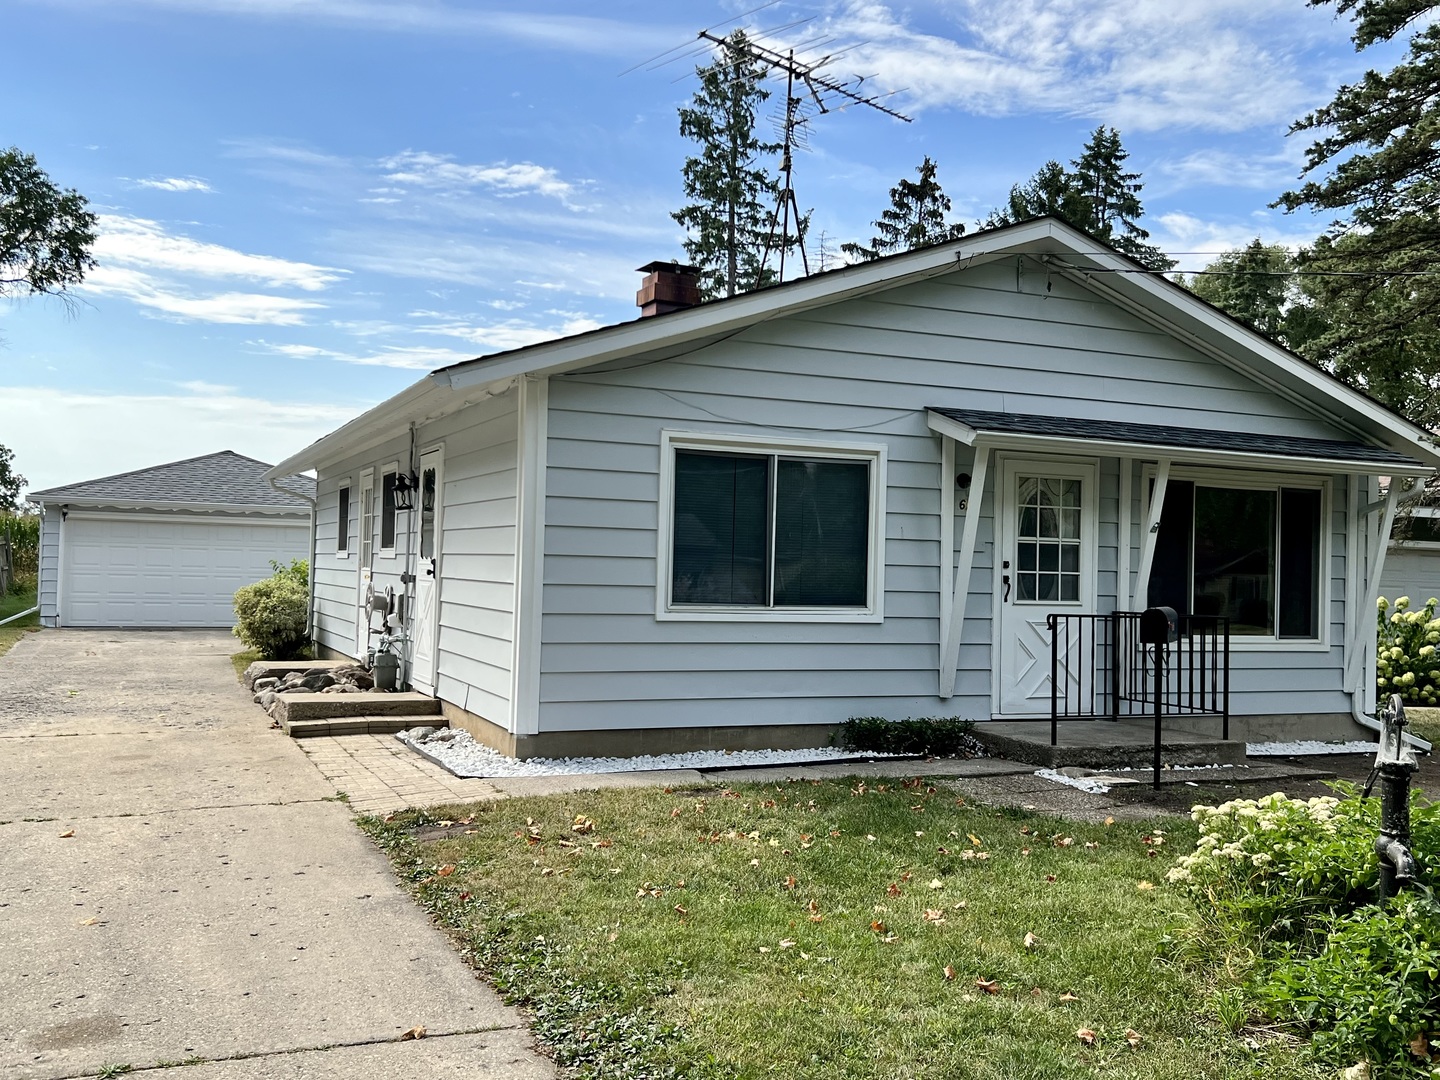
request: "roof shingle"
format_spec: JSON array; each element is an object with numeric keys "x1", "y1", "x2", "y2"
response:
[{"x1": 28, "y1": 451, "x2": 316, "y2": 508}]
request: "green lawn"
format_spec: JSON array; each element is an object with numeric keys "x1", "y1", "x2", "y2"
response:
[
  {"x1": 364, "y1": 781, "x2": 1325, "y2": 1080},
  {"x1": 231, "y1": 650, "x2": 260, "y2": 681},
  {"x1": 0, "y1": 586, "x2": 40, "y2": 660}
]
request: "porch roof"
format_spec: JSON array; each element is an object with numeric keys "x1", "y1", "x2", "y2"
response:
[{"x1": 926, "y1": 407, "x2": 1431, "y2": 476}]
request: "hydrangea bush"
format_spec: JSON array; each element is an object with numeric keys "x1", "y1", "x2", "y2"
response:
[
  {"x1": 1170, "y1": 789, "x2": 1440, "y2": 1073},
  {"x1": 1377, "y1": 596, "x2": 1440, "y2": 707}
]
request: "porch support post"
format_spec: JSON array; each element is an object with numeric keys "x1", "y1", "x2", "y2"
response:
[
  {"x1": 939, "y1": 442, "x2": 990, "y2": 699},
  {"x1": 938, "y1": 436, "x2": 956, "y2": 644},
  {"x1": 1345, "y1": 479, "x2": 1401, "y2": 699},
  {"x1": 1132, "y1": 458, "x2": 1171, "y2": 610},
  {"x1": 1117, "y1": 457, "x2": 1132, "y2": 612}
]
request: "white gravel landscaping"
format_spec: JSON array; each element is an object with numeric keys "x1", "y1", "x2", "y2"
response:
[
  {"x1": 1034, "y1": 768, "x2": 1113, "y2": 794},
  {"x1": 397, "y1": 726, "x2": 911, "y2": 778},
  {"x1": 1246, "y1": 739, "x2": 1379, "y2": 756}
]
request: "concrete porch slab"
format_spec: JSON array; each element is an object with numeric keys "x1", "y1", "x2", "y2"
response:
[
  {"x1": 971, "y1": 718, "x2": 1249, "y2": 769},
  {"x1": 284, "y1": 715, "x2": 426, "y2": 738},
  {"x1": 271, "y1": 692, "x2": 441, "y2": 725}
]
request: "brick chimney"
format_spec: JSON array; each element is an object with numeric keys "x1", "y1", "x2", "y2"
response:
[{"x1": 636, "y1": 260, "x2": 701, "y2": 317}]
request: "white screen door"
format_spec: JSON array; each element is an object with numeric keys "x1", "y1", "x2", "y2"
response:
[
  {"x1": 409, "y1": 448, "x2": 444, "y2": 695},
  {"x1": 996, "y1": 459, "x2": 1098, "y2": 715},
  {"x1": 355, "y1": 470, "x2": 375, "y2": 657}
]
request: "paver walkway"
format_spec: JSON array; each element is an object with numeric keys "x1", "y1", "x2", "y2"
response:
[{"x1": 0, "y1": 630, "x2": 553, "y2": 1080}]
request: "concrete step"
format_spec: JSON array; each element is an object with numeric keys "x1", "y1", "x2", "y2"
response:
[
  {"x1": 972, "y1": 719, "x2": 1249, "y2": 769},
  {"x1": 270, "y1": 691, "x2": 441, "y2": 725},
  {"x1": 243, "y1": 659, "x2": 349, "y2": 691},
  {"x1": 283, "y1": 715, "x2": 433, "y2": 738}
]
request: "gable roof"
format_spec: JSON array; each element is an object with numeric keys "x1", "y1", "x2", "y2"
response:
[
  {"x1": 29, "y1": 451, "x2": 316, "y2": 511},
  {"x1": 264, "y1": 216, "x2": 1440, "y2": 478}
]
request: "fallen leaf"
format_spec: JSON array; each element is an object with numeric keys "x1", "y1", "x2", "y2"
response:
[
  {"x1": 758, "y1": 946, "x2": 771, "y2": 953},
  {"x1": 784, "y1": 875, "x2": 798, "y2": 890},
  {"x1": 923, "y1": 908, "x2": 946, "y2": 922},
  {"x1": 1045, "y1": 874, "x2": 1057, "y2": 883},
  {"x1": 900, "y1": 872, "x2": 913, "y2": 882},
  {"x1": 572, "y1": 815, "x2": 595, "y2": 833},
  {"x1": 59, "y1": 830, "x2": 75, "y2": 839},
  {"x1": 1019, "y1": 826, "x2": 1032, "y2": 835},
  {"x1": 437, "y1": 865, "x2": 455, "y2": 877},
  {"x1": 1055, "y1": 836, "x2": 1075, "y2": 848},
  {"x1": 1021, "y1": 847, "x2": 1032, "y2": 856},
  {"x1": 539, "y1": 868, "x2": 555, "y2": 877},
  {"x1": 1058, "y1": 992, "x2": 1079, "y2": 1004},
  {"x1": 78, "y1": 916, "x2": 99, "y2": 926},
  {"x1": 606, "y1": 931, "x2": 618, "y2": 942},
  {"x1": 975, "y1": 978, "x2": 1001, "y2": 995},
  {"x1": 886, "y1": 883, "x2": 903, "y2": 897},
  {"x1": 1104, "y1": 816, "x2": 1115, "y2": 827},
  {"x1": 1136, "y1": 881, "x2": 1155, "y2": 892},
  {"x1": 953, "y1": 901, "x2": 967, "y2": 910},
  {"x1": 866, "y1": 834, "x2": 877, "y2": 843},
  {"x1": 1076, "y1": 1028, "x2": 1096, "y2": 1046},
  {"x1": 1124, "y1": 1028, "x2": 1142, "y2": 1049},
  {"x1": 779, "y1": 938, "x2": 797, "y2": 949},
  {"x1": 400, "y1": 1025, "x2": 426, "y2": 1041},
  {"x1": 943, "y1": 965, "x2": 956, "y2": 981},
  {"x1": 1084, "y1": 841, "x2": 1099, "y2": 850},
  {"x1": 674, "y1": 904, "x2": 688, "y2": 916},
  {"x1": 1341, "y1": 1063, "x2": 1371, "y2": 1080},
  {"x1": 870, "y1": 920, "x2": 887, "y2": 933},
  {"x1": 928, "y1": 878, "x2": 944, "y2": 890},
  {"x1": 1023, "y1": 932, "x2": 1039, "y2": 950},
  {"x1": 936, "y1": 846, "x2": 950, "y2": 855},
  {"x1": 1410, "y1": 1032, "x2": 1431, "y2": 1061},
  {"x1": 968, "y1": 833, "x2": 983, "y2": 847}
]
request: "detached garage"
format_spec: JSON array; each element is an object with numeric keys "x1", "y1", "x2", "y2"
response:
[{"x1": 28, "y1": 451, "x2": 315, "y2": 628}]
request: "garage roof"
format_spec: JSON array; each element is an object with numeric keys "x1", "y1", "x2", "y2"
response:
[{"x1": 28, "y1": 451, "x2": 315, "y2": 511}]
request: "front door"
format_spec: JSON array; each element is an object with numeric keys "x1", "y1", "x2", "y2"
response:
[
  {"x1": 996, "y1": 459, "x2": 1098, "y2": 715},
  {"x1": 355, "y1": 470, "x2": 375, "y2": 658},
  {"x1": 408, "y1": 448, "x2": 444, "y2": 696}
]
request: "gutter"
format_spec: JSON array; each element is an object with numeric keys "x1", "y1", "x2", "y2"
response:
[{"x1": 0, "y1": 606, "x2": 38, "y2": 627}]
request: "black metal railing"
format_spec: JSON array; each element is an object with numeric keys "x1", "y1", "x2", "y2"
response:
[{"x1": 1047, "y1": 612, "x2": 1230, "y2": 746}]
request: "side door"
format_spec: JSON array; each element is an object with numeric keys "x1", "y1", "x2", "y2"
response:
[{"x1": 408, "y1": 448, "x2": 444, "y2": 695}]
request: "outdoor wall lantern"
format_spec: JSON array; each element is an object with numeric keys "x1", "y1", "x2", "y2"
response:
[{"x1": 392, "y1": 472, "x2": 420, "y2": 512}]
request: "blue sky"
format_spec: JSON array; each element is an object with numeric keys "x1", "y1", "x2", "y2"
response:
[{"x1": 1, "y1": 0, "x2": 1399, "y2": 493}]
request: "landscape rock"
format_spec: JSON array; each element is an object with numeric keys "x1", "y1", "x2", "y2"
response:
[
  {"x1": 253, "y1": 676, "x2": 280, "y2": 692},
  {"x1": 257, "y1": 690, "x2": 277, "y2": 708}
]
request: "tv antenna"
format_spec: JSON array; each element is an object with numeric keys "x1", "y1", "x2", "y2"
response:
[{"x1": 694, "y1": 28, "x2": 912, "y2": 285}]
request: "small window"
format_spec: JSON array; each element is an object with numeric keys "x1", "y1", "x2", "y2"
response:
[
  {"x1": 381, "y1": 471, "x2": 397, "y2": 550},
  {"x1": 670, "y1": 446, "x2": 873, "y2": 610},
  {"x1": 337, "y1": 486, "x2": 350, "y2": 553},
  {"x1": 1148, "y1": 478, "x2": 1323, "y2": 639}
]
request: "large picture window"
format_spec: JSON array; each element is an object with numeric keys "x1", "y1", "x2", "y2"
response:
[
  {"x1": 664, "y1": 436, "x2": 883, "y2": 617},
  {"x1": 1148, "y1": 477, "x2": 1323, "y2": 639}
]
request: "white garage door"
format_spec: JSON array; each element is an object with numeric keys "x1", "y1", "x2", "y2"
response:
[{"x1": 61, "y1": 515, "x2": 309, "y2": 628}]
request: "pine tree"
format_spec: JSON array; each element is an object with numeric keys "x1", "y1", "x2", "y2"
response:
[
  {"x1": 982, "y1": 129, "x2": 1172, "y2": 270},
  {"x1": 1275, "y1": 0, "x2": 1440, "y2": 425},
  {"x1": 1184, "y1": 239, "x2": 1328, "y2": 350},
  {"x1": 841, "y1": 156, "x2": 965, "y2": 262},
  {"x1": 1069, "y1": 127, "x2": 1172, "y2": 270},
  {"x1": 672, "y1": 31, "x2": 794, "y2": 300}
]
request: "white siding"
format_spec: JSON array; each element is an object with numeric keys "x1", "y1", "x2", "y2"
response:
[
  {"x1": 310, "y1": 390, "x2": 520, "y2": 728},
  {"x1": 1379, "y1": 547, "x2": 1440, "y2": 608},
  {"x1": 536, "y1": 260, "x2": 1360, "y2": 732},
  {"x1": 38, "y1": 506, "x2": 60, "y2": 627}
]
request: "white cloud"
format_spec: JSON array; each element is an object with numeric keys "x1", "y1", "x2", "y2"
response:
[
  {"x1": 251, "y1": 340, "x2": 477, "y2": 370},
  {"x1": 79, "y1": 215, "x2": 345, "y2": 325},
  {"x1": 94, "y1": 215, "x2": 343, "y2": 290},
  {"x1": 380, "y1": 151, "x2": 578, "y2": 204},
  {"x1": 133, "y1": 176, "x2": 214, "y2": 192},
  {"x1": 3, "y1": 385, "x2": 364, "y2": 496},
  {"x1": 414, "y1": 314, "x2": 605, "y2": 352},
  {"x1": 1151, "y1": 147, "x2": 1307, "y2": 194},
  {"x1": 1148, "y1": 211, "x2": 1323, "y2": 268},
  {"x1": 798, "y1": 0, "x2": 1347, "y2": 133}
]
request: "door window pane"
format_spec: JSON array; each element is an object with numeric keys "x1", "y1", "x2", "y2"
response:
[
  {"x1": 774, "y1": 458, "x2": 869, "y2": 606},
  {"x1": 1194, "y1": 487, "x2": 1277, "y2": 635},
  {"x1": 672, "y1": 451, "x2": 769, "y2": 605},
  {"x1": 419, "y1": 467, "x2": 437, "y2": 560},
  {"x1": 360, "y1": 485, "x2": 374, "y2": 566},
  {"x1": 1015, "y1": 474, "x2": 1082, "y2": 604}
]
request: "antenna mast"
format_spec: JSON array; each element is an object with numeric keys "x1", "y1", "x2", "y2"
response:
[{"x1": 695, "y1": 28, "x2": 911, "y2": 286}]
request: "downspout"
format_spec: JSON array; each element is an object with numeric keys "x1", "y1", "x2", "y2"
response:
[
  {"x1": 1350, "y1": 475, "x2": 1432, "y2": 751},
  {"x1": 270, "y1": 477, "x2": 318, "y2": 640}
]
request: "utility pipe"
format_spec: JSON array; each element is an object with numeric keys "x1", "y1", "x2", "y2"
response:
[{"x1": 0, "y1": 606, "x2": 38, "y2": 627}]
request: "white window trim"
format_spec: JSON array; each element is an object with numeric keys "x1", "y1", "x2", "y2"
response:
[
  {"x1": 379, "y1": 460, "x2": 400, "y2": 558},
  {"x1": 655, "y1": 429, "x2": 887, "y2": 623},
  {"x1": 1140, "y1": 464, "x2": 1332, "y2": 652},
  {"x1": 336, "y1": 478, "x2": 352, "y2": 558}
]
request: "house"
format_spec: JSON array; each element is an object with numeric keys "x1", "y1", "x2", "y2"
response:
[
  {"x1": 1379, "y1": 503, "x2": 1440, "y2": 607},
  {"x1": 264, "y1": 218, "x2": 1439, "y2": 758},
  {"x1": 28, "y1": 451, "x2": 314, "y2": 628}
]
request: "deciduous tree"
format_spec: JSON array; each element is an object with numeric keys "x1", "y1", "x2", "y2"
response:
[
  {"x1": 0, "y1": 445, "x2": 28, "y2": 515},
  {"x1": 1, "y1": 148, "x2": 96, "y2": 302}
]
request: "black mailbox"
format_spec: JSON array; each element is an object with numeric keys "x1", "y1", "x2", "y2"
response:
[{"x1": 1139, "y1": 606, "x2": 1178, "y2": 645}]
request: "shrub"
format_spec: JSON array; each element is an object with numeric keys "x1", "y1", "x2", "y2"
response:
[
  {"x1": 1376, "y1": 595, "x2": 1440, "y2": 707},
  {"x1": 1170, "y1": 789, "x2": 1440, "y2": 1072},
  {"x1": 1, "y1": 513, "x2": 38, "y2": 594},
  {"x1": 835, "y1": 715, "x2": 981, "y2": 757},
  {"x1": 232, "y1": 560, "x2": 309, "y2": 659}
]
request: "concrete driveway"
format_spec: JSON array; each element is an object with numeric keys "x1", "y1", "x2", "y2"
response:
[{"x1": 0, "y1": 630, "x2": 553, "y2": 1080}]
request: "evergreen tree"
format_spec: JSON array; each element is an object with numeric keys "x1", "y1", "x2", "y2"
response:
[
  {"x1": 672, "y1": 31, "x2": 796, "y2": 300},
  {"x1": 1185, "y1": 241, "x2": 1302, "y2": 343},
  {"x1": 1275, "y1": 0, "x2": 1440, "y2": 425},
  {"x1": 982, "y1": 129, "x2": 1173, "y2": 270},
  {"x1": 1069, "y1": 127, "x2": 1172, "y2": 270},
  {"x1": 841, "y1": 156, "x2": 965, "y2": 262}
]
